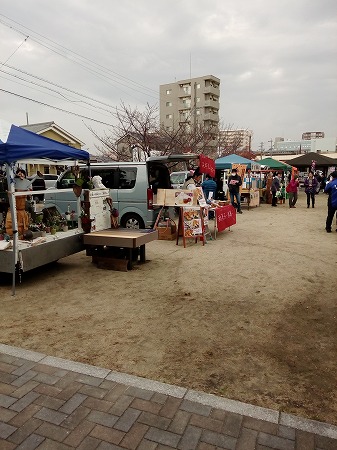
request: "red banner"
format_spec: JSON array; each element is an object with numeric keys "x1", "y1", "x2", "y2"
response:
[
  {"x1": 199, "y1": 154, "x2": 215, "y2": 178},
  {"x1": 216, "y1": 205, "x2": 236, "y2": 232}
]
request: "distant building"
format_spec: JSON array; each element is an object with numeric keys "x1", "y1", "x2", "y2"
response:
[
  {"x1": 302, "y1": 131, "x2": 325, "y2": 140},
  {"x1": 160, "y1": 75, "x2": 220, "y2": 132},
  {"x1": 19, "y1": 121, "x2": 84, "y2": 175},
  {"x1": 274, "y1": 137, "x2": 336, "y2": 154},
  {"x1": 219, "y1": 129, "x2": 252, "y2": 153}
]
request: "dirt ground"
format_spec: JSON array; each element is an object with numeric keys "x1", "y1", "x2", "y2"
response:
[{"x1": 1, "y1": 191, "x2": 336, "y2": 425}]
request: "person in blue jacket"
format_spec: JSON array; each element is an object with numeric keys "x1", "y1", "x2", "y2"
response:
[
  {"x1": 201, "y1": 174, "x2": 217, "y2": 202},
  {"x1": 324, "y1": 171, "x2": 337, "y2": 233}
]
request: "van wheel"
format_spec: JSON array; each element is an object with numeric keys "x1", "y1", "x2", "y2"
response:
[{"x1": 120, "y1": 213, "x2": 145, "y2": 229}]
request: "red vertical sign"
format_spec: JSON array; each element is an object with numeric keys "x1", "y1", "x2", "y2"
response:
[{"x1": 199, "y1": 155, "x2": 215, "y2": 177}]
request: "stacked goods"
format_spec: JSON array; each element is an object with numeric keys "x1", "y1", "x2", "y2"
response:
[{"x1": 157, "y1": 218, "x2": 177, "y2": 240}]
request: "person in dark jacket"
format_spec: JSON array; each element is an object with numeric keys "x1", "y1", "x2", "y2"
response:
[
  {"x1": 324, "y1": 171, "x2": 337, "y2": 233},
  {"x1": 201, "y1": 174, "x2": 217, "y2": 202},
  {"x1": 271, "y1": 172, "x2": 280, "y2": 207},
  {"x1": 304, "y1": 171, "x2": 318, "y2": 208},
  {"x1": 228, "y1": 168, "x2": 242, "y2": 213}
]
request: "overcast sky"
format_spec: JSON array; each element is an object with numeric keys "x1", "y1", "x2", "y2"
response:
[{"x1": 1, "y1": 0, "x2": 336, "y2": 154}]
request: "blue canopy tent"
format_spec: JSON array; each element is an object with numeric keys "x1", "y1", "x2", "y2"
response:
[
  {"x1": 215, "y1": 154, "x2": 260, "y2": 170},
  {"x1": 0, "y1": 119, "x2": 90, "y2": 295}
]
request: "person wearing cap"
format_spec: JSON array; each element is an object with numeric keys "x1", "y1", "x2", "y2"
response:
[
  {"x1": 324, "y1": 170, "x2": 337, "y2": 233},
  {"x1": 227, "y1": 168, "x2": 243, "y2": 214},
  {"x1": 182, "y1": 168, "x2": 201, "y2": 190}
]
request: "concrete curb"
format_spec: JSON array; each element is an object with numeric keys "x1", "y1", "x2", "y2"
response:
[{"x1": 1, "y1": 343, "x2": 336, "y2": 440}]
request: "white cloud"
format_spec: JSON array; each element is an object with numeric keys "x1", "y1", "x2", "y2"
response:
[{"x1": 0, "y1": 0, "x2": 336, "y2": 152}]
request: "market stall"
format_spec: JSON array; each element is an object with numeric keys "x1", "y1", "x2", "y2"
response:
[{"x1": 0, "y1": 119, "x2": 90, "y2": 295}]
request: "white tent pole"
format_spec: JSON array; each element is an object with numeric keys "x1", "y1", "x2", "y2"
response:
[{"x1": 6, "y1": 163, "x2": 18, "y2": 296}]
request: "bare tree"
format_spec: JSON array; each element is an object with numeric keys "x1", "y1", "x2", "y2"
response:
[
  {"x1": 90, "y1": 102, "x2": 221, "y2": 161},
  {"x1": 216, "y1": 123, "x2": 253, "y2": 157}
]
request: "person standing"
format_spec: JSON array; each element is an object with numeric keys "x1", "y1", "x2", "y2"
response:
[
  {"x1": 304, "y1": 171, "x2": 318, "y2": 208},
  {"x1": 324, "y1": 171, "x2": 337, "y2": 233},
  {"x1": 201, "y1": 174, "x2": 217, "y2": 201},
  {"x1": 271, "y1": 172, "x2": 280, "y2": 207},
  {"x1": 286, "y1": 175, "x2": 299, "y2": 208},
  {"x1": 228, "y1": 168, "x2": 242, "y2": 214}
]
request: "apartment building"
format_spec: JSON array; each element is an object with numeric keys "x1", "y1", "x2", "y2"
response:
[
  {"x1": 159, "y1": 75, "x2": 220, "y2": 133},
  {"x1": 302, "y1": 131, "x2": 325, "y2": 140},
  {"x1": 219, "y1": 129, "x2": 252, "y2": 152}
]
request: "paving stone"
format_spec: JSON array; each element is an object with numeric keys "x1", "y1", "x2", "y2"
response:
[
  {"x1": 61, "y1": 405, "x2": 91, "y2": 430},
  {"x1": 243, "y1": 416, "x2": 279, "y2": 434},
  {"x1": 12, "y1": 361, "x2": 36, "y2": 376},
  {"x1": 0, "y1": 382, "x2": 15, "y2": 396},
  {"x1": 151, "y1": 392, "x2": 168, "y2": 405},
  {"x1": 7, "y1": 417, "x2": 42, "y2": 444},
  {"x1": 0, "y1": 373, "x2": 17, "y2": 384},
  {"x1": 180, "y1": 399, "x2": 212, "y2": 417},
  {"x1": 315, "y1": 434, "x2": 337, "y2": 450},
  {"x1": 178, "y1": 425, "x2": 202, "y2": 449},
  {"x1": 99, "y1": 380, "x2": 117, "y2": 391},
  {"x1": 63, "y1": 419, "x2": 96, "y2": 447},
  {"x1": 190, "y1": 413, "x2": 222, "y2": 433},
  {"x1": 201, "y1": 429, "x2": 237, "y2": 449},
  {"x1": 83, "y1": 396, "x2": 114, "y2": 412},
  {"x1": 35, "y1": 421, "x2": 71, "y2": 442},
  {"x1": 278, "y1": 425, "x2": 296, "y2": 440},
  {"x1": 139, "y1": 410, "x2": 171, "y2": 430},
  {"x1": 54, "y1": 372, "x2": 79, "y2": 390},
  {"x1": 258, "y1": 432, "x2": 295, "y2": 450},
  {"x1": 32, "y1": 363, "x2": 61, "y2": 375},
  {"x1": 33, "y1": 384, "x2": 62, "y2": 397},
  {"x1": 0, "y1": 362, "x2": 18, "y2": 374},
  {"x1": 103, "y1": 384, "x2": 129, "y2": 403},
  {"x1": 119, "y1": 422, "x2": 149, "y2": 449},
  {"x1": 90, "y1": 424, "x2": 125, "y2": 444},
  {"x1": 108, "y1": 394, "x2": 134, "y2": 416},
  {"x1": 126, "y1": 386, "x2": 154, "y2": 400},
  {"x1": 210, "y1": 408, "x2": 228, "y2": 422},
  {"x1": 34, "y1": 394, "x2": 65, "y2": 410},
  {"x1": 87, "y1": 410, "x2": 119, "y2": 428},
  {"x1": 36, "y1": 437, "x2": 73, "y2": 449},
  {"x1": 11, "y1": 380, "x2": 39, "y2": 399},
  {"x1": 77, "y1": 435, "x2": 102, "y2": 449},
  {"x1": 137, "y1": 439, "x2": 158, "y2": 450},
  {"x1": 33, "y1": 372, "x2": 60, "y2": 385},
  {"x1": 197, "y1": 443, "x2": 217, "y2": 450},
  {"x1": 15, "y1": 433, "x2": 45, "y2": 450},
  {"x1": 0, "y1": 355, "x2": 16, "y2": 364},
  {"x1": 10, "y1": 391, "x2": 41, "y2": 412},
  {"x1": 131, "y1": 398, "x2": 162, "y2": 414},
  {"x1": 235, "y1": 427, "x2": 258, "y2": 450},
  {"x1": 34, "y1": 406, "x2": 68, "y2": 426},
  {"x1": 0, "y1": 406, "x2": 17, "y2": 423},
  {"x1": 280, "y1": 413, "x2": 337, "y2": 440},
  {"x1": 59, "y1": 392, "x2": 87, "y2": 414},
  {"x1": 145, "y1": 426, "x2": 181, "y2": 447},
  {"x1": 11, "y1": 370, "x2": 38, "y2": 388},
  {"x1": 56, "y1": 381, "x2": 83, "y2": 400},
  {"x1": 169, "y1": 410, "x2": 191, "y2": 434},
  {"x1": 0, "y1": 421, "x2": 17, "y2": 439},
  {"x1": 8, "y1": 404, "x2": 42, "y2": 427},
  {"x1": 79, "y1": 384, "x2": 109, "y2": 399},
  {"x1": 0, "y1": 394, "x2": 16, "y2": 408},
  {"x1": 97, "y1": 442, "x2": 125, "y2": 450},
  {"x1": 76, "y1": 374, "x2": 105, "y2": 387},
  {"x1": 295, "y1": 430, "x2": 315, "y2": 449},
  {"x1": 0, "y1": 438, "x2": 17, "y2": 449},
  {"x1": 114, "y1": 407, "x2": 141, "y2": 432}
]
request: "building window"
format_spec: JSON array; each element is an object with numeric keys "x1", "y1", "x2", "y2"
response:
[
  {"x1": 166, "y1": 101, "x2": 172, "y2": 107},
  {"x1": 166, "y1": 114, "x2": 173, "y2": 119},
  {"x1": 166, "y1": 126, "x2": 173, "y2": 131},
  {"x1": 166, "y1": 89, "x2": 171, "y2": 95},
  {"x1": 196, "y1": 83, "x2": 200, "y2": 89},
  {"x1": 196, "y1": 97, "x2": 200, "y2": 103},
  {"x1": 196, "y1": 109, "x2": 201, "y2": 116}
]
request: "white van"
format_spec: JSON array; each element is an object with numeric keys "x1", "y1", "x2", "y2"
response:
[
  {"x1": 170, "y1": 171, "x2": 190, "y2": 189},
  {"x1": 44, "y1": 155, "x2": 198, "y2": 228}
]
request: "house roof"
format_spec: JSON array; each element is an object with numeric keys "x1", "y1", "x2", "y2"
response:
[
  {"x1": 287, "y1": 152, "x2": 337, "y2": 167},
  {"x1": 20, "y1": 121, "x2": 84, "y2": 146}
]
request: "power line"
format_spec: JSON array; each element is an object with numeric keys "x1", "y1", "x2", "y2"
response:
[
  {"x1": 0, "y1": 14, "x2": 159, "y2": 100},
  {"x1": 0, "y1": 88, "x2": 116, "y2": 126}
]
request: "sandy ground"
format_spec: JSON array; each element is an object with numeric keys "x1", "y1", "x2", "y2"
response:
[{"x1": 1, "y1": 191, "x2": 336, "y2": 425}]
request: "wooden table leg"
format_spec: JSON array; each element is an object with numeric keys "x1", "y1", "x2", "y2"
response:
[{"x1": 139, "y1": 245, "x2": 146, "y2": 263}]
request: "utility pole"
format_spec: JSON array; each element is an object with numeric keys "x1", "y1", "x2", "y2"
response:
[
  {"x1": 259, "y1": 142, "x2": 264, "y2": 159},
  {"x1": 268, "y1": 138, "x2": 273, "y2": 156}
]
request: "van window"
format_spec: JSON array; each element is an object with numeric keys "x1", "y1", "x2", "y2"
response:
[
  {"x1": 90, "y1": 168, "x2": 119, "y2": 189},
  {"x1": 118, "y1": 168, "x2": 137, "y2": 189},
  {"x1": 59, "y1": 172, "x2": 75, "y2": 188}
]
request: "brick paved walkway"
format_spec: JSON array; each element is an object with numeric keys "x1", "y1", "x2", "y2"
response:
[{"x1": 0, "y1": 344, "x2": 336, "y2": 449}]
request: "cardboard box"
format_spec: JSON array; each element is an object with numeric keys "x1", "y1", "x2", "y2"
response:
[{"x1": 157, "y1": 222, "x2": 177, "y2": 240}]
